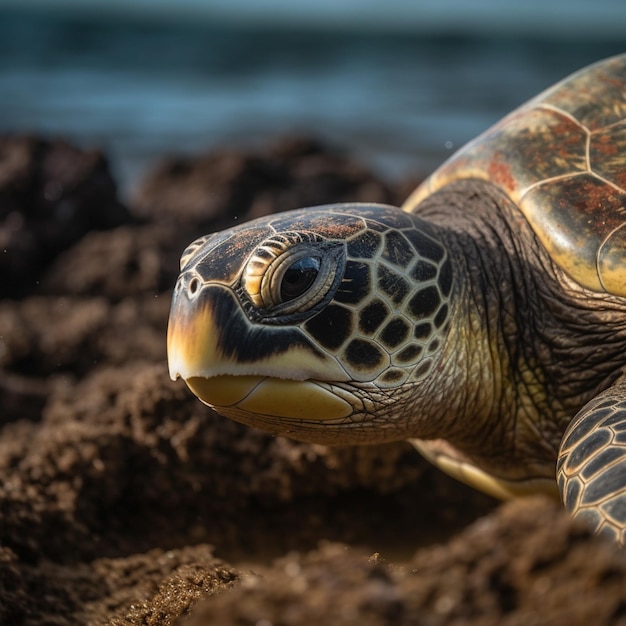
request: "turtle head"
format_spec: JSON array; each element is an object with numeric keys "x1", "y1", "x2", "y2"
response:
[{"x1": 167, "y1": 203, "x2": 453, "y2": 445}]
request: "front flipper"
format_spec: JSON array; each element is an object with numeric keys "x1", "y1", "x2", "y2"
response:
[{"x1": 557, "y1": 375, "x2": 626, "y2": 546}]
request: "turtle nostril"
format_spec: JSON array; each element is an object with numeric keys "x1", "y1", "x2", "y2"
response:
[{"x1": 188, "y1": 277, "x2": 201, "y2": 298}]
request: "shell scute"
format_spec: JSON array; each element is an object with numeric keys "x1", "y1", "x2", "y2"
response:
[
  {"x1": 407, "y1": 107, "x2": 588, "y2": 212},
  {"x1": 405, "y1": 54, "x2": 626, "y2": 296},
  {"x1": 541, "y1": 59, "x2": 626, "y2": 131},
  {"x1": 590, "y1": 121, "x2": 626, "y2": 189},
  {"x1": 521, "y1": 174, "x2": 626, "y2": 290},
  {"x1": 599, "y1": 225, "x2": 626, "y2": 294}
]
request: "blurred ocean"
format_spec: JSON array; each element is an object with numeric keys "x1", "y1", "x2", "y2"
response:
[{"x1": 0, "y1": 2, "x2": 625, "y2": 195}]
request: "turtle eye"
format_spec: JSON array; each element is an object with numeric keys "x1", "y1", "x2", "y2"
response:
[
  {"x1": 242, "y1": 237, "x2": 344, "y2": 318},
  {"x1": 280, "y1": 256, "x2": 321, "y2": 303}
]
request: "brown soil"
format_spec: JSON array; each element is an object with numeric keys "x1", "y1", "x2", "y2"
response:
[{"x1": 1, "y1": 135, "x2": 625, "y2": 626}]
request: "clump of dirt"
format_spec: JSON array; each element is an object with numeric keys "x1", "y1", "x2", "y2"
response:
[
  {"x1": 132, "y1": 136, "x2": 396, "y2": 229},
  {"x1": 0, "y1": 134, "x2": 624, "y2": 626},
  {"x1": 0, "y1": 136, "x2": 131, "y2": 298},
  {"x1": 186, "y1": 499, "x2": 626, "y2": 626}
]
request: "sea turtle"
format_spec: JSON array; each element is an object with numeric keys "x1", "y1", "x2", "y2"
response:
[{"x1": 167, "y1": 54, "x2": 626, "y2": 545}]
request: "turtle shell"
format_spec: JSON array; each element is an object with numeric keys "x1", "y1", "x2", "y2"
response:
[{"x1": 404, "y1": 54, "x2": 626, "y2": 297}]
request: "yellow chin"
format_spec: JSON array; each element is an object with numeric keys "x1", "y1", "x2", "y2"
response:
[{"x1": 186, "y1": 375, "x2": 353, "y2": 421}]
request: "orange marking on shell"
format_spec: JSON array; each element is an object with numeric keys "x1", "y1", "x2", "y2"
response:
[
  {"x1": 593, "y1": 134, "x2": 619, "y2": 157},
  {"x1": 487, "y1": 157, "x2": 516, "y2": 193}
]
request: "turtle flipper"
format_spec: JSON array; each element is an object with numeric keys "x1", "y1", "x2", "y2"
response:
[{"x1": 557, "y1": 375, "x2": 626, "y2": 546}]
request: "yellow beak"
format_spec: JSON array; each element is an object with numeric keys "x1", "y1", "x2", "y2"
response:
[{"x1": 167, "y1": 284, "x2": 353, "y2": 421}]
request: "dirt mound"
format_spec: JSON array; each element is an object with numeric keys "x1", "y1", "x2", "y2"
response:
[{"x1": 1, "y1": 135, "x2": 624, "y2": 625}]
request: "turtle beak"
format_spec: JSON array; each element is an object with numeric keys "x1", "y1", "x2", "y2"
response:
[
  {"x1": 166, "y1": 283, "x2": 225, "y2": 383},
  {"x1": 167, "y1": 277, "x2": 352, "y2": 413},
  {"x1": 167, "y1": 279, "x2": 348, "y2": 382}
]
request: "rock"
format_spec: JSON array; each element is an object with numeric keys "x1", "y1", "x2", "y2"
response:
[
  {"x1": 132, "y1": 136, "x2": 395, "y2": 232},
  {"x1": 0, "y1": 135, "x2": 131, "y2": 297},
  {"x1": 42, "y1": 225, "x2": 183, "y2": 300}
]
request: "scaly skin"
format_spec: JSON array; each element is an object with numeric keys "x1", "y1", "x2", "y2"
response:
[
  {"x1": 406, "y1": 179, "x2": 626, "y2": 495},
  {"x1": 557, "y1": 373, "x2": 626, "y2": 547}
]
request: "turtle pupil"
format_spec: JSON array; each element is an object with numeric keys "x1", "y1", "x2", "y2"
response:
[{"x1": 280, "y1": 257, "x2": 321, "y2": 302}]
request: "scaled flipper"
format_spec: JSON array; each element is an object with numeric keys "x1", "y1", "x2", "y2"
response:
[{"x1": 557, "y1": 375, "x2": 626, "y2": 546}]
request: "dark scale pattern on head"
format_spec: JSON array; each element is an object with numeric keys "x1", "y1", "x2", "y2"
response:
[
  {"x1": 208, "y1": 285, "x2": 324, "y2": 362},
  {"x1": 298, "y1": 213, "x2": 454, "y2": 385},
  {"x1": 434, "y1": 304, "x2": 449, "y2": 328},
  {"x1": 407, "y1": 285, "x2": 441, "y2": 320},
  {"x1": 381, "y1": 231, "x2": 416, "y2": 268},
  {"x1": 378, "y1": 265, "x2": 411, "y2": 305},
  {"x1": 379, "y1": 317, "x2": 410, "y2": 349},
  {"x1": 335, "y1": 261, "x2": 372, "y2": 305},
  {"x1": 380, "y1": 368, "x2": 408, "y2": 384},
  {"x1": 359, "y1": 299, "x2": 390, "y2": 335},
  {"x1": 394, "y1": 344, "x2": 423, "y2": 364},
  {"x1": 304, "y1": 303, "x2": 353, "y2": 351},
  {"x1": 404, "y1": 229, "x2": 445, "y2": 263},
  {"x1": 192, "y1": 224, "x2": 273, "y2": 284},
  {"x1": 414, "y1": 322, "x2": 432, "y2": 339},
  {"x1": 410, "y1": 259, "x2": 438, "y2": 282},
  {"x1": 413, "y1": 359, "x2": 434, "y2": 379},
  {"x1": 343, "y1": 338, "x2": 386, "y2": 369},
  {"x1": 284, "y1": 211, "x2": 456, "y2": 385},
  {"x1": 438, "y1": 259, "x2": 453, "y2": 297},
  {"x1": 347, "y1": 230, "x2": 383, "y2": 259},
  {"x1": 427, "y1": 338, "x2": 440, "y2": 353}
]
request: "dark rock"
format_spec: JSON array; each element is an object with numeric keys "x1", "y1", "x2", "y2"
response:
[
  {"x1": 0, "y1": 135, "x2": 131, "y2": 297},
  {"x1": 132, "y1": 136, "x2": 395, "y2": 233},
  {"x1": 42, "y1": 225, "x2": 183, "y2": 300}
]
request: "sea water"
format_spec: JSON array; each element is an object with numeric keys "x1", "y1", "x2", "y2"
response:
[{"x1": 0, "y1": 6, "x2": 624, "y2": 194}]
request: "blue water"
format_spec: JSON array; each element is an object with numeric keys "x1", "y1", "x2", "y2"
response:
[{"x1": 0, "y1": 6, "x2": 624, "y2": 195}]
